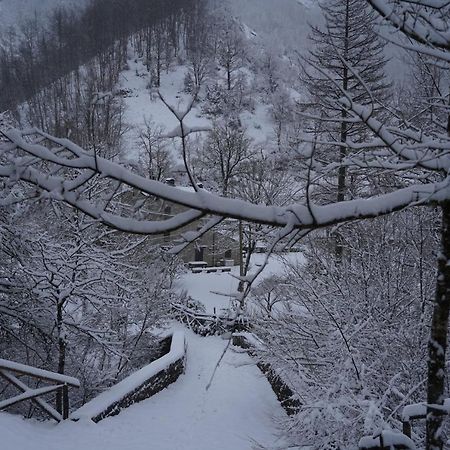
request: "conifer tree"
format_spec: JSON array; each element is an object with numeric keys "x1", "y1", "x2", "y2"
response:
[{"x1": 302, "y1": 0, "x2": 391, "y2": 256}]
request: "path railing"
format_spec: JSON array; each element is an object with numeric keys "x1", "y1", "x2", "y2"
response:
[
  {"x1": 358, "y1": 399, "x2": 450, "y2": 449},
  {"x1": 358, "y1": 430, "x2": 415, "y2": 450},
  {"x1": 0, "y1": 359, "x2": 80, "y2": 421},
  {"x1": 401, "y1": 399, "x2": 450, "y2": 440}
]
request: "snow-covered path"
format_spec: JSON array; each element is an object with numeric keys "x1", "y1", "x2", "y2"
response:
[{"x1": 0, "y1": 330, "x2": 286, "y2": 450}]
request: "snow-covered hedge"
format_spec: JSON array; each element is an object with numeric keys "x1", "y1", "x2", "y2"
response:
[{"x1": 71, "y1": 330, "x2": 186, "y2": 423}]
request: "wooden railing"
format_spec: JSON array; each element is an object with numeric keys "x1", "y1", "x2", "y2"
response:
[
  {"x1": 358, "y1": 430, "x2": 415, "y2": 450},
  {"x1": 0, "y1": 359, "x2": 80, "y2": 421},
  {"x1": 401, "y1": 399, "x2": 450, "y2": 439},
  {"x1": 358, "y1": 400, "x2": 450, "y2": 449}
]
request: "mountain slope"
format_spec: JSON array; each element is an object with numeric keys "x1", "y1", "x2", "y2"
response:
[
  {"x1": 222, "y1": 0, "x2": 406, "y2": 80},
  {"x1": 222, "y1": 0, "x2": 322, "y2": 53}
]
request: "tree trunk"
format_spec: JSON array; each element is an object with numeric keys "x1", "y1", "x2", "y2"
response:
[
  {"x1": 335, "y1": 0, "x2": 350, "y2": 260},
  {"x1": 426, "y1": 201, "x2": 450, "y2": 450},
  {"x1": 55, "y1": 302, "x2": 66, "y2": 414}
]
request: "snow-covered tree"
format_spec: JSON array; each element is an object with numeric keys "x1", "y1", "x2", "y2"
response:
[
  {"x1": 195, "y1": 117, "x2": 253, "y2": 196},
  {"x1": 138, "y1": 118, "x2": 173, "y2": 181},
  {"x1": 216, "y1": 18, "x2": 245, "y2": 91},
  {"x1": 302, "y1": 0, "x2": 391, "y2": 200}
]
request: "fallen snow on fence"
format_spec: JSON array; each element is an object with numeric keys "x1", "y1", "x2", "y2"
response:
[
  {"x1": 71, "y1": 330, "x2": 185, "y2": 421},
  {"x1": 0, "y1": 359, "x2": 80, "y2": 387},
  {"x1": 402, "y1": 398, "x2": 450, "y2": 421}
]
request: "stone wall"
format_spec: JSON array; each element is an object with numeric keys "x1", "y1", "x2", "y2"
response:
[
  {"x1": 232, "y1": 333, "x2": 300, "y2": 416},
  {"x1": 71, "y1": 331, "x2": 186, "y2": 423},
  {"x1": 91, "y1": 357, "x2": 185, "y2": 423}
]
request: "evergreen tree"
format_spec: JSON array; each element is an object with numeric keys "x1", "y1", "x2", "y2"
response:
[
  {"x1": 302, "y1": 0, "x2": 391, "y2": 256},
  {"x1": 304, "y1": 0, "x2": 390, "y2": 196}
]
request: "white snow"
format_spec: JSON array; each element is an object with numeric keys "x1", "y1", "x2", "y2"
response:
[
  {"x1": 119, "y1": 58, "x2": 210, "y2": 162},
  {"x1": 177, "y1": 252, "x2": 304, "y2": 314},
  {"x1": 359, "y1": 430, "x2": 416, "y2": 449},
  {"x1": 240, "y1": 103, "x2": 274, "y2": 144},
  {"x1": 233, "y1": 332, "x2": 265, "y2": 350},
  {"x1": 0, "y1": 331, "x2": 286, "y2": 450},
  {"x1": 402, "y1": 398, "x2": 450, "y2": 421}
]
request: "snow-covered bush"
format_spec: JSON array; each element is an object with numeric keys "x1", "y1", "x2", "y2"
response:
[{"x1": 252, "y1": 210, "x2": 439, "y2": 447}]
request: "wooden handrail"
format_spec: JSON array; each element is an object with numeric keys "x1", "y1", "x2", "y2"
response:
[
  {"x1": 0, "y1": 359, "x2": 80, "y2": 421},
  {"x1": 0, "y1": 384, "x2": 64, "y2": 410},
  {"x1": 0, "y1": 369, "x2": 63, "y2": 421},
  {"x1": 0, "y1": 359, "x2": 80, "y2": 387},
  {"x1": 401, "y1": 399, "x2": 450, "y2": 438}
]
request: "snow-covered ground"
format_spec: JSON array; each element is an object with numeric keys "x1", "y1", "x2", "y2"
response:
[
  {"x1": 0, "y1": 249, "x2": 301, "y2": 450},
  {"x1": 119, "y1": 57, "x2": 210, "y2": 162},
  {"x1": 222, "y1": 0, "x2": 322, "y2": 54},
  {"x1": 177, "y1": 252, "x2": 305, "y2": 314},
  {"x1": 224, "y1": 0, "x2": 407, "y2": 81},
  {"x1": 0, "y1": 331, "x2": 286, "y2": 450},
  {"x1": 118, "y1": 52, "x2": 276, "y2": 163}
]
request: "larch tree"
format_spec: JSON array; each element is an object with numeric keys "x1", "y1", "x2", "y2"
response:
[
  {"x1": 302, "y1": 0, "x2": 391, "y2": 257},
  {"x1": 216, "y1": 18, "x2": 245, "y2": 91}
]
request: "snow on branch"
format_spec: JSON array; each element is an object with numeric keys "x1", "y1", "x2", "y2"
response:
[
  {"x1": 1, "y1": 127, "x2": 449, "y2": 235},
  {"x1": 338, "y1": 97, "x2": 450, "y2": 172},
  {"x1": 368, "y1": 0, "x2": 450, "y2": 51},
  {"x1": 0, "y1": 358, "x2": 80, "y2": 387}
]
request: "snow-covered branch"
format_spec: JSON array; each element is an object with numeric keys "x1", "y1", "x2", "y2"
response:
[{"x1": 1, "y1": 128, "x2": 448, "y2": 237}]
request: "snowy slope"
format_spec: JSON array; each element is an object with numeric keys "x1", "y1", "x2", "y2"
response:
[
  {"x1": 0, "y1": 331, "x2": 286, "y2": 450},
  {"x1": 222, "y1": 0, "x2": 322, "y2": 53},
  {"x1": 119, "y1": 57, "x2": 210, "y2": 162},
  {"x1": 119, "y1": 53, "x2": 277, "y2": 163},
  {"x1": 223, "y1": 0, "x2": 407, "y2": 81}
]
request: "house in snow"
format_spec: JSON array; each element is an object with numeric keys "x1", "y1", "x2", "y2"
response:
[{"x1": 130, "y1": 178, "x2": 240, "y2": 267}]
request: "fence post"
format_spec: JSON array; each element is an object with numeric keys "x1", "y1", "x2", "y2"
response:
[
  {"x1": 402, "y1": 420, "x2": 411, "y2": 438},
  {"x1": 62, "y1": 384, "x2": 69, "y2": 420}
]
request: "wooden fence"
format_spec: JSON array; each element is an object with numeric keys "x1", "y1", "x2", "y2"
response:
[
  {"x1": 0, "y1": 359, "x2": 80, "y2": 421},
  {"x1": 358, "y1": 400, "x2": 450, "y2": 449}
]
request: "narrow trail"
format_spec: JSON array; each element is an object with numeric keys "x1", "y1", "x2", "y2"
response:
[{"x1": 0, "y1": 330, "x2": 286, "y2": 450}]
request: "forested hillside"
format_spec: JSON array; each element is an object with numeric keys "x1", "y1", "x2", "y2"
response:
[
  {"x1": 0, "y1": 0, "x2": 88, "y2": 28},
  {"x1": 1, "y1": 1, "x2": 450, "y2": 450}
]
